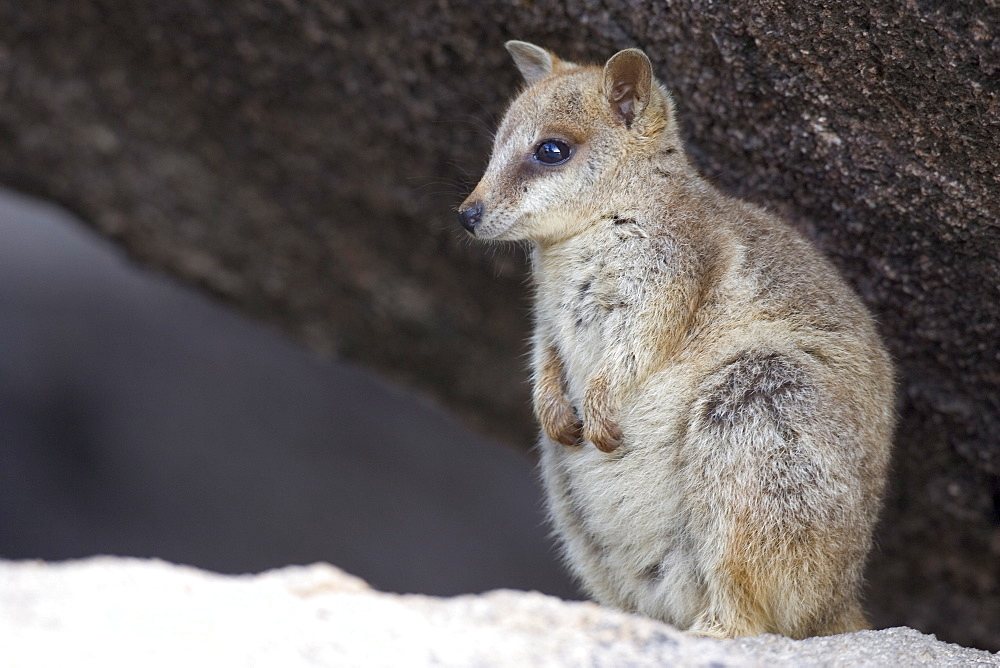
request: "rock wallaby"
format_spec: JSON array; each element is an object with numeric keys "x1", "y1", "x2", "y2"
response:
[{"x1": 458, "y1": 42, "x2": 895, "y2": 639}]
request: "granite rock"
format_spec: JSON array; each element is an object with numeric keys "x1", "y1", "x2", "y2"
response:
[{"x1": 1, "y1": 557, "x2": 997, "y2": 667}]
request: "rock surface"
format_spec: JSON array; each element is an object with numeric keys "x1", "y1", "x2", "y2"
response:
[
  {"x1": 1, "y1": 0, "x2": 998, "y2": 650},
  {"x1": 1, "y1": 557, "x2": 996, "y2": 668}
]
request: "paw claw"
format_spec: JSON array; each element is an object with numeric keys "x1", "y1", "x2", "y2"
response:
[{"x1": 551, "y1": 420, "x2": 584, "y2": 447}]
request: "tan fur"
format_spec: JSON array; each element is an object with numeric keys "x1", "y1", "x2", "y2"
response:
[
  {"x1": 458, "y1": 41, "x2": 895, "y2": 639},
  {"x1": 534, "y1": 344, "x2": 582, "y2": 447}
]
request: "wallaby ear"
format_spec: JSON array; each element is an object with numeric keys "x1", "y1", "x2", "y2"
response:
[
  {"x1": 603, "y1": 48, "x2": 653, "y2": 128},
  {"x1": 505, "y1": 40, "x2": 555, "y2": 85}
]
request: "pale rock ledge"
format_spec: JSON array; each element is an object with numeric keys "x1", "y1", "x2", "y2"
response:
[{"x1": 0, "y1": 557, "x2": 995, "y2": 667}]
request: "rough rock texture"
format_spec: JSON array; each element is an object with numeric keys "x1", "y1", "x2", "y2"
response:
[
  {"x1": 1, "y1": 558, "x2": 996, "y2": 667},
  {"x1": 0, "y1": 0, "x2": 997, "y2": 651}
]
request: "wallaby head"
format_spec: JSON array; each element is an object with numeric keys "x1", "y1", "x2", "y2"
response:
[{"x1": 458, "y1": 41, "x2": 683, "y2": 244}]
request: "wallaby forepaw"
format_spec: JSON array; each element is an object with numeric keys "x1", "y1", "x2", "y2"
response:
[
  {"x1": 548, "y1": 412, "x2": 584, "y2": 447},
  {"x1": 537, "y1": 396, "x2": 584, "y2": 446},
  {"x1": 584, "y1": 419, "x2": 623, "y2": 453},
  {"x1": 581, "y1": 374, "x2": 623, "y2": 452}
]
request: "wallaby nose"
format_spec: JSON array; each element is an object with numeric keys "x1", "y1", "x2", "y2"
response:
[{"x1": 458, "y1": 201, "x2": 484, "y2": 233}]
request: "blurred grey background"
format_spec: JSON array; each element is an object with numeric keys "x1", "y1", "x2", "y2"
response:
[{"x1": 0, "y1": 187, "x2": 578, "y2": 599}]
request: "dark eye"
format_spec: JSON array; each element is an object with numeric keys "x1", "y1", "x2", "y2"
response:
[{"x1": 534, "y1": 139, "x2": 572, "y2": 165}]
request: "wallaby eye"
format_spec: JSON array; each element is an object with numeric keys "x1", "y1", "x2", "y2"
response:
[{"x1": 533, "y1": 139, "x2": 572, "y2": 165}]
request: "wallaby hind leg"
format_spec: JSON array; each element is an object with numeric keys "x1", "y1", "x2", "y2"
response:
[
  {"x1": 812, "y1": 603, "x2": 870, "y2": 636},
  {"x1": 687, "y1": 533, "x2": 869, "y2": 639},
  {"x1": 684, "y1": 350, "x2": 875, "y2": 639}
]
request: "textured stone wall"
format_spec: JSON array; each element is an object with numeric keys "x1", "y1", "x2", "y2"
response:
[{"x1": 1, "y1": 0, "x2": 997, "y2": 650}]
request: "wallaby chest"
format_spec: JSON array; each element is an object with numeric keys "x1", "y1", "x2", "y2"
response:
[{"x1": 533, "y1": 219, "x2": 678, "y2": 403}]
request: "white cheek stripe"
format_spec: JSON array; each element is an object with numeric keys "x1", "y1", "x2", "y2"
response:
[{"x1": 489, "y1": 125, "x2": 538, "y2": 179}]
